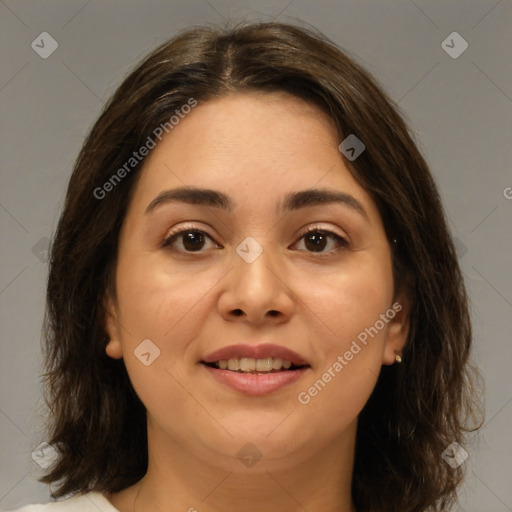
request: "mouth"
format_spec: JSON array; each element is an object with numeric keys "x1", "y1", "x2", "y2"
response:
[{"x1": 200, "y1": 344, "x2": 311, "y2": 395}]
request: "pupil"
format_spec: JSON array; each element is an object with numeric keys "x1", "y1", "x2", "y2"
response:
[
  {"x1": 183, "y1": 232, "x2": 205, "y2": 251},
  {"x1": 305, "y1": 233, "x2": 326, "y2": 252}
]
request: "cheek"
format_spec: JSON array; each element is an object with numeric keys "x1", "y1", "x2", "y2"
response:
[
  {"x1": 295, "y1": 252, "x2": 394, "y2": 348},
  {"x1": 115, "y1": 248, "x2": 222, "y2": 341},
  {"x1": 291, "y1": 254, "x2": 393, "y2": 423},
  {"x1": 112, "y1": 273, "x2": 217, "y2": 439},
  {"x1": 112, "y1": 250, "x2": 224, "y2": 396}
]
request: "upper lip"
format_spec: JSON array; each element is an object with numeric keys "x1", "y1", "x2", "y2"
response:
[{"x1": 202, "y1": 343, "x2": 309, "y2": 365}]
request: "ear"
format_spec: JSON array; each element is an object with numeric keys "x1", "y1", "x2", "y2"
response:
[
  {"x1": 103, "y1": 293, "x2": 123, "y2": 360},
  {"x1": 382, "y1": 294, "x2": 410, "y2": 366}
]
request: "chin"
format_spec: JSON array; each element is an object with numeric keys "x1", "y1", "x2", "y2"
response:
[{"x1": 194, "y1": 427, "x2": 324, "y2": 474}]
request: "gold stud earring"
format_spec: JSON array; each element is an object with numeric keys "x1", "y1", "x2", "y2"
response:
[{"x1": 395, "y1": 354, "x2": 402, "y2": 364}]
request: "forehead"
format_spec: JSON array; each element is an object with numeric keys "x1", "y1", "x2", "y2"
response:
[
  {"x1": 127, "y1": 92, "x2": 380, "y2": 221},
  {"x1": 150, "y1": 92, "x2": 338, "y2": 166}
]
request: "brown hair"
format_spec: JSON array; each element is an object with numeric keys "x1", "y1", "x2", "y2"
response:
[{"x1": 40, "y1": 21, "x2": 482, "y2": 511}]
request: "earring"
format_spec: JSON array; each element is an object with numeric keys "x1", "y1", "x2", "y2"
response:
[{"x1": 395, "y1": 354, "x2": 402, "y2": 364}]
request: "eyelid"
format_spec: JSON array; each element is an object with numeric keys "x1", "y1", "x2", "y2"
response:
[
  {"x1": 298, "y1": 223, "x2": 349, "y2": 242},
  {"x1": 164, "y1": 222, "x2": 213, "y2": 239}
]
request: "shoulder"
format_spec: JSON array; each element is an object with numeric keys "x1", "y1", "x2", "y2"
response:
[{"x1": 8, "y1": 491, "x2": 119, "y2": 512}]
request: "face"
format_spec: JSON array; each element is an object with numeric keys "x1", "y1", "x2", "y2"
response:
[{"x1": 105, "y1": 92, "x2": 409, "y2": 473}]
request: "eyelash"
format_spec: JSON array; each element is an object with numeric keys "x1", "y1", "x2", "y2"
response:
[{"x1": 162, "y1": 224, "x2": 349, "y2": 255}]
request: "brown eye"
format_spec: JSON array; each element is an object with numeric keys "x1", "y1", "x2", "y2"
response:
[
  {"x1": 304, "y1": 232, "x2": 328, "y2": 252},
  {"x1": 181, "y1": 231, "x2": 206, "y2": 251},
  {"x1": 163, "y1": 229, "x2": 220, "y2": 253},
  {"x1": 294, "y1": 229, "x2": 348, "y2": 254}
]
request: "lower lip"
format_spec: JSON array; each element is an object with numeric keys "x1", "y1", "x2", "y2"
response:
[{"x1": 202, "y1": 364, "x2": 310, "y2": 396}]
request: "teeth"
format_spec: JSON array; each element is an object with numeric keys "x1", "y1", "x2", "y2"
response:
[
  {"x1": 272, "y1": 357, "x2": 283, "y2": 369},
  {"x1": 215, "y1": 357, "x2": 298, "y2": 372},
  {"x1": 256, "y1": 358, "x2": 273, "y2": 371},
  {"x1": 227, "y1": 358, "x2": 240, "y2": 371},
  {"x1": 240, "y1": 357, "x2": 255, "y2": 371}
]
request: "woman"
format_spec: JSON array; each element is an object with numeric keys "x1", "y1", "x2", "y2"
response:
[{"x1": 12, "y1": 21, "x2": 482, "y2": 512}]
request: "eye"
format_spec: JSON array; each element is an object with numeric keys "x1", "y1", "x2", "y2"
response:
[
  {"x1": 292, "y1": 226, "x2": 348, "y2": 253},
  {"x1": 162, "y1": 228, "x2": 221, "y2": 253}
]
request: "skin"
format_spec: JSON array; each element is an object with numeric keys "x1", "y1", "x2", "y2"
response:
[{"x1": 103, "y1": 92, "x2": 409, "y2": 512}]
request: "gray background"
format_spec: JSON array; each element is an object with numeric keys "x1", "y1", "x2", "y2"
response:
[{"x1": 1, "y1": 0, "x2": 511, "y2": 510}]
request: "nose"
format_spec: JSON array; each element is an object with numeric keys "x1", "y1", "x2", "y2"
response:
[{"x1": 217, "y1": 244, "x2": 295, "y2": 325}]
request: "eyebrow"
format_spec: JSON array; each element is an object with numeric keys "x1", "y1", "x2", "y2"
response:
[
  {"x1": 280, "y1": 188, "x2": 368, "y2": 221},
  {"x1": 145, "y1": 186, "x2": 369, "y2": 221},
  {"x1": 145, "y1": 187, "x2": 231, "y2": 214}
]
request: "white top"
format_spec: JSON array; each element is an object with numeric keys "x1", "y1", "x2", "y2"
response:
[{"x1": 9, "y1": 492, "x2": 119, "y2": 512}]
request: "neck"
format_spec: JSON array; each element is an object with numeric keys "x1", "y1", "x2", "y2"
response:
[{"x1": 108, "y1": 419, "x2": 358, "y2": 512}]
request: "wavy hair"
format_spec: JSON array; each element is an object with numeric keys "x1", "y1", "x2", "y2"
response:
[{"x1": 40, "y1": 21, "x2": 483, "y2": 511}]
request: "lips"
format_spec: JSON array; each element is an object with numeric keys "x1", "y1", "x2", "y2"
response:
[{"x1": 201, "y1": 343, "x2": 311, "y2": 395}]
